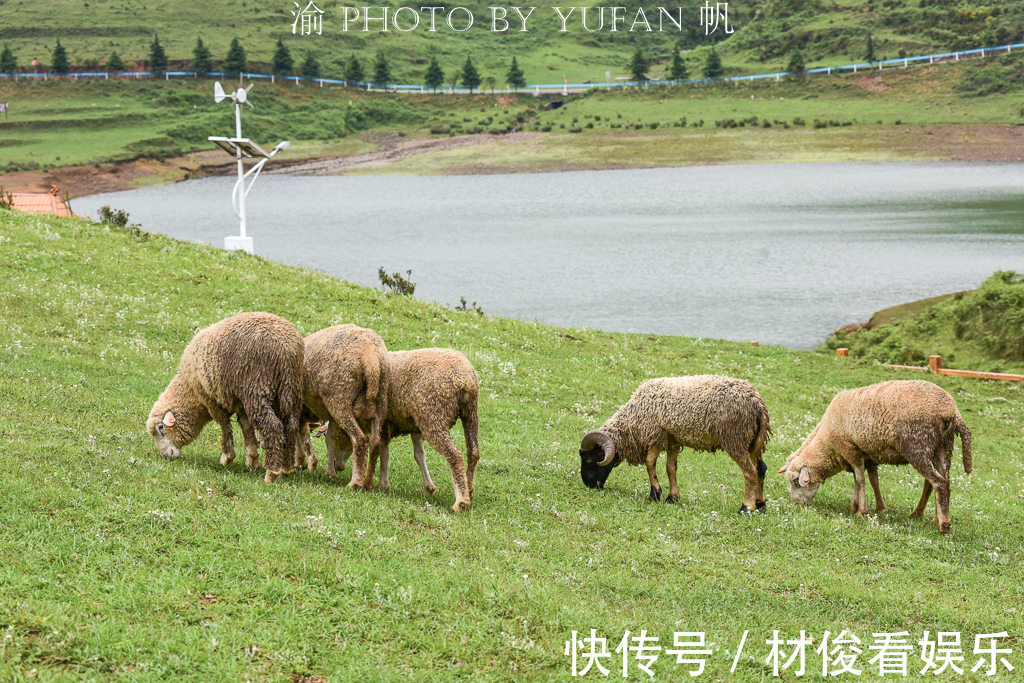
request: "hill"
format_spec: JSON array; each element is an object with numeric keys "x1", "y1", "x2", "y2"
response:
[{"x1": 1, "y1": 207, "x2": 1023, "y2": 680}]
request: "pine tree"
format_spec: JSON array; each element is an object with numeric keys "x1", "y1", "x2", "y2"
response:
[
  {"x1": 787, "y1": 49, "x2": 806, "y2": 79},
  {"x1": 460, "y1": 54, "x2": 480, "y2": 93},
  {"x1": 372, "y1": 50, "x2": 390, "y2": 85},
  {"x1": 192, "y1": 37, "x2": 212, "y2": 75},
  {"x1": 506, "y1": 55, "x2": 526, "y2": 92},
  {"x1": 344, "y1": 54, "x2": 364, "y2": 84},
  {"x1": 424, "y1": 55, "x2": 444, "y2": 93},
  {"x1": 629, "y1": 48, "x2": 647, "y2": 83},
  {"x1": 702, "y1": 47, "x2": 724, "y2": 79},
  {"x1": 301, "y1": 50, "x2": 321, "y2": 79},
  {"x1": 51, "y1": 39, "x2": 70, "y2": 76},
  {"x1": 668, "y1": 51, "x2": 688, "y2": 82},
  {"x1": 224, "y1": 37, "x2": 247, "y2": 75},
  {"x1": 0, "y1": 44, "x2": 16, "y2": 76},
  {"x1": 272, "y1": 37, "x2": 294, "y2": 76},
  {"x1": 107, "y1": 50, "x2": 125, "y2": 72},
  {"x1": 864, "y1": 33, "x2": 876, "y2": 62},
  {"x1": 149, "y1": 34, "x2": 168, "y2": 75}
]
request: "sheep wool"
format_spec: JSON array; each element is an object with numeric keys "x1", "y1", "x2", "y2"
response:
[
  {"x1": 780, "y1": 379, "x2": 972, "y2": 534},
  {"x1": 579, "y1": 375, "x2": 772, "y2": 512},
  {"x1": 302, "y1": 324, "x2": 390, "y2": 489},
  {"x1": 146, "y1": 312, "x2": 304, "y2": 483}
]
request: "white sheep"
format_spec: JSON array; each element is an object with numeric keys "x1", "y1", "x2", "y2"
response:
[
  {"x1": 779, "y1": 379, "x2": 972, "y2": 534},
  {"x1": 579, "y1": 375, "x2": 772, "y2": 511},
  {"x1": 146, "y1": 312, "x2": 304, "y2": 483}
]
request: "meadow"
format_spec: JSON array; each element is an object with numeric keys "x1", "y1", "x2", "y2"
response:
[{"x1": 1, "y1": 208, "x2": 1022, "y2": 681}]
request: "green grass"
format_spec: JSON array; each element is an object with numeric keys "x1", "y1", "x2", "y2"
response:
[{"x1": 1, "y1": 209, "x2": 1023, "y2": 681}]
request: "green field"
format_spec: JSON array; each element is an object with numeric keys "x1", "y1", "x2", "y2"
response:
[{"x1": 1, "y1": 208, "x2": 1022, "y2": 681}]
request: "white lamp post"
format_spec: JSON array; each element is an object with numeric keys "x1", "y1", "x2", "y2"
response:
[{"x1": 208, "y1": 81, "x2": 289, "y2": 254}]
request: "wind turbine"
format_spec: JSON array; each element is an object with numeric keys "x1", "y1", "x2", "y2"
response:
[{"x1": 208, "y1": 81, "x2": 290, "y2": 254}]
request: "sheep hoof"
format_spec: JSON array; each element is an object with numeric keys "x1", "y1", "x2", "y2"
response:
[
  {"x1": 245, "y1": 456, "x2": 259, "y2": 470},
  {"x1": 665, "y1": 494, "x2": 678, "y2": 504},
  {"x1": 649, "y1": 486, "x2": 661, "y2": 502},
  {"x1": 452, "y1": 500, "x2": 470, "y2": 513},
  {"x1": 424, "y1": 485, "x2": 437, "y2": 496},
  {"x1": 756, "y1": 500, "x2": 767, "y2": 512},
  {"x1": 307, "y1": 455, "x2": 319, "y2": 471},
  {"x1": 940, "y1": 522, "x2": 951, "y2": 534},
  {"x1": 264, "y1": 470, "x2": 280, "y2": 484},
  {"x1": 909, "y1": 510, "x2": 922, "y2": 519},
  {"x1": 220, "y1": 453, "x2": 235, "y2": 467},
  {"x1": 738, "y1": 504, "x2": 751, "y2": 514}
]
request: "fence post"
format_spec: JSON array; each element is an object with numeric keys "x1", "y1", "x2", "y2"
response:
[
  {"x1": 836, "y1": 348, "x2": 849, "y2": 357},
  {"x1": 929, "y1": 355, "x2": 942, "y2": 373}
]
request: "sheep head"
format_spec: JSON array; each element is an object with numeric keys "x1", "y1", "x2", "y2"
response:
[
  {"x1": 146, "y1": 390, "x2": 205, "y2": 460},
  {"x1": 146, "y1": 408, "x2": 183, "y2": 460},
  {"x1": 779, "y1": 455, "x2": 821, "y2": 505},
  {"x1": 579, "y1": 430, "x2": 617, "y2": 490}
]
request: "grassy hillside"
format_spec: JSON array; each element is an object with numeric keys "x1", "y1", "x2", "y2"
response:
[
  {"x1": 3, "y1": 56, "x2": 1024, "y2": 175},
  {"x1": 1, "y1": 208, "x2": 1022, "y2": 680},
  {"x1": 824, "y1": 271, "x2": 1024, "y2": 374},
  {"x1": 0, "y1": 0, "x2": 1021, "y2": 84}
]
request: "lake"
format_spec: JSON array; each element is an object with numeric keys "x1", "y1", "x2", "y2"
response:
[{"x1": 75, "y1": 161, "x2": 1024, "y2": 349}]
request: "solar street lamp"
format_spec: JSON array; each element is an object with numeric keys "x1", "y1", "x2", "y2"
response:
[{"x1": 208, "y1": 81, "x2": 289, "y2": 254}]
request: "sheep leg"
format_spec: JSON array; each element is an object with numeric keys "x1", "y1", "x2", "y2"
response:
[
  {"x1": 722, "y1": 444, "x2": 759, "y2": 513},
  {"x1": 645, "y1": 444, "x2": 662, "y2": 502},
  {"x1": 755, "y1": 457, "x2": 768, "y2": 510},
  {"x1": 325, "y1": 420, "x2": 342, "y2": 478},
  {"x1": 832, "y1": 439, "x2": 869, "y2": 515},
  {"x1": 422, "y1": 426, "x2": 471, "y2": 512},
  {"x1": 412, "y1": 434, "x2": 437, "y2": 495},
  {"x1": 245, "y1": 401, "x2": 287, "y2": 483},
  {"x1": 918, "y1": 451, "x2": 952, "y2": 533},
  {"x1": 867, "y1": 463, "x2": 886, "y2": 512},
  {"x1": 664, "y1": 445, "x2": 680, "y2": 504},
  {"x1": 208, "y1": 404, "x2": 235, "y2": 467},
  {"x1": 910, "y1": 480, "x2": 933, "y2": 519},
  {"x1": 461, "y1": 408, "x2": 481, "y2": 500},
  {"x1": 323, "y1": 399, "x2": 367, "y2": 489},
  {"x1": 376, "y1": 435, "x2": 391, "y2": 491},
  {"x1": 237, "y1": 412, "x2": 261, "y2": 470}
]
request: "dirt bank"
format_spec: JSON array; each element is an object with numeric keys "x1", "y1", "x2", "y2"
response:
[{"x1": 3, "y1": 124, "x2": 1023, "y2": 199}]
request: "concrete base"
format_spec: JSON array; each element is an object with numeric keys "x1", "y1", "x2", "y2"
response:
[{"x1": 224, "y1": 236, "x2": 254, "y2": 254}]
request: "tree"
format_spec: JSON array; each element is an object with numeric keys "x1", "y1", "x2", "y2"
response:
[
  {"x1": 372, "y1": 50, "x2": 390, "y2": 85},
  {"x1": 424, "y1": 55, "x2": 444, "y2": 93},
  {"x1": 344, "y1": 53, "x2": 364, "y2": 84},
  {"x1": 192, "y1": 38, "x2": 212, "y2": 75},
  {"x1": 483, "y1": 74, "x2": 497, "y2": 93},
  {"x1": 51, "y1": 39, "x2": 70, "y2": 76},
  {"x1": 864, "y1": 32, "x2": 875, "y2": 62},
  {"x1": 0, "y1": 44, "x2": 16, "y2": 76},
  {"x1": 667, "y1": 51, "x2": 688, "y2": 82},
  {"x1": 107, "y1": 50, "x2": 125, "y2": 72},
  {"x1": 301, "y1": 50, "x2": 321, "y2": 79},
  {"x1": 787, "y1": 49, "x2": 806, "y2": 79},
  {"x1": 702, "y1": 47, "x2": 724, "y2": 79},
  {"x1": 629, "y1": 47, "x2": 647, "y2": 83},
  {"x1": 506, "y1": 56, "x2": 526, "y2": 92},
  {"x1": 149, "y1": 34, "x2": 168, "y2": 75},
  {"x1": 272, "y1": 37, "x2": 294, "y2": 76},
  {"x1": 224, "y1": 37, "x2": 247, "y2": 75},
  {"x1": 448, "y1": 68, "x2": 461, "y2": 93},
  {"x1": 460, "y1": 54, "x2": 480, "y2": 93}
]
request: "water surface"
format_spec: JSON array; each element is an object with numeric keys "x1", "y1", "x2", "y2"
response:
[{"x1": 76, "y1": 162, "x2": 1024, "y2": 349}]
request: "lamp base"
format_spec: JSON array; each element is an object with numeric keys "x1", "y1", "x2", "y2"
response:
[{"x1": 224, "y1": 236, "x2": 254, "y2": 254}]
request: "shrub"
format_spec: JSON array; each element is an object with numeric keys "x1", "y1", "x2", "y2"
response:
[
  {"x1": 568, "y1": 126, "x2": 582, "y2": 133},
  {"x1": 378, "y1": 268, "x2": 415, "y2": 296},
  {"x1": 429, "y1": 125, "x2": 450, "y2": 134},
  {"x1": 793, "y1": 117, "x2": 806, "y2": 126}
]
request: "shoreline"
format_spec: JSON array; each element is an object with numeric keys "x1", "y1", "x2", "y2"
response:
[{"x1": 3, "y1": 123, "x2": 1023, "y2": 200}]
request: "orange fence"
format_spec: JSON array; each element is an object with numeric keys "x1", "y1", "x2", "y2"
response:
[{"x1": 835, "y1": 349, "x2": 1024, "y2": 382}]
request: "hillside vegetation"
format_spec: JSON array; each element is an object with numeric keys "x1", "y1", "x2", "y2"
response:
[
  {"x1": 824, "y1": 270, "x2": 1024, "y2": 374},
  {"x1": 1, "y1": 208, "x2": 1023, "y2": 680}
]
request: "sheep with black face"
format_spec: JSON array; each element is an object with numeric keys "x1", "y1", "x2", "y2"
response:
[{"x1": 579, "y1": 375, "x2": 772, "y2": 511}]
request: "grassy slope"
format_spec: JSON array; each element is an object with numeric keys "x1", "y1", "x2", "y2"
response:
[
  {"x1": 824, "y1": 271, "x2": 1024, "y2": 375},
  {"x1": 2, "y1": 57, "x2": 1024, "y2": 175},
  {"x1": 1, "y1": 209, "x2": 1022, "y2": 681}
]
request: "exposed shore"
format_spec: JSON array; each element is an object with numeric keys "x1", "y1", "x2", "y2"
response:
[{"x1": 3, "y1": 123, "x2": 1023, "y2": 200}]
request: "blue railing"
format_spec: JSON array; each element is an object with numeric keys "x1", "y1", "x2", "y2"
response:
[{"x1": 2, "y1": 42, "x2": 1020, "y2": 91}]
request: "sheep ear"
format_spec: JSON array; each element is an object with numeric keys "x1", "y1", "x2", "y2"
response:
[
  {"x1": 798, "y1": 466, "x2": 811, "y2": 488},
  {"x1": 777, "y1": 464, "x2": 788, "y2": 476},
  {"x1": 163, "y1": 411, "x2": 175, "y2": 426}
]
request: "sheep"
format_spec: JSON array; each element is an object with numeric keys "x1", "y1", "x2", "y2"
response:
[
  {"x1": 146, "y1": 311, "x2": 304, "y2": 483},
  {"x1": 778, "y1": 379, "x2": 972, "y2": 534},
  {"x1": 579, "y1": 375, "x2": 772, "y2": 512},
  {"x1": 301, "y1": 324, "x2": 389, "y2": 490},
  {"x1": 326, "y1": 348, "x2": 481, "y2": 513}
]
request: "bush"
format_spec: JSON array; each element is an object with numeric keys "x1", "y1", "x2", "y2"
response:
[
  {"x1": 793, "y1": 117, "x2": 806, "y2": 126},
  {"x1": 568, "y1": 126, "x2": 582, "y2": 133},
  {"x1": 429, "y1": 125, "x2": 450, "y2": 134},
  {"x1": 378, "y1": 268, "x2": 415, "y2": 296}
]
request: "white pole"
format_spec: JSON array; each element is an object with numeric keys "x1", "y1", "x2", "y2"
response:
[{"x1": 235, "y1": 103, "x2": 246, "y2": 240}]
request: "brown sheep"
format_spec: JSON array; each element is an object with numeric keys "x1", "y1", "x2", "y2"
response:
[
  {"x1": 579, "y1": 376, "x2": 772, "y2": 512},
  {"x1": 146, "y1": 312, "x2": 304, "y2": 483},
  {"x1": 301, "y1": 324, "x2": 389, "y2": 490},
  {"x1": 779, "y1": 379, "x2": 972, "y2": 534}
]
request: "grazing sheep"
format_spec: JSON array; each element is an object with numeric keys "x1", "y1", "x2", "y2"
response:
[
  {"x1": 146, "y1": 312, "x2": 304, "y2": 483},
  {"x1": 579, "y1": 375, "x2": 772, "y2": 512},
  {"x1": 778, "y1": 379, "x2": 972, "y2": 534},
  {"x1": 301, "y1": 324, "x2": 389, "y2": 490}
]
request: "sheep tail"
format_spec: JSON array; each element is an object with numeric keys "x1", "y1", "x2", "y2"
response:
[
  {"x1": 956, "y1": 414, "x2": 972, "y2": 475},
  {"x1": 748, "y1": 396, "x2": 773, "y2": 457},
  {"x1": 363, "y1": 355, "x2": 382, "y2": 405}
]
